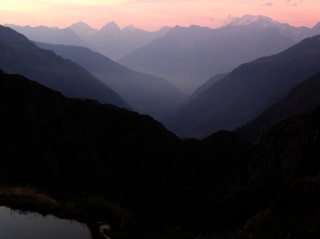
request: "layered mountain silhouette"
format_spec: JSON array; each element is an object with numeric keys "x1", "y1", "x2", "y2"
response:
[
  {"x1": 35, "y1": 42, "x2": 186, "y2": 119},
  {"x1": 119, "y1": 15, "x2": 320, "y2": 93},
  {"x1": 0, "y1": 25, "x2": 128, "y2": 108},
  {"x1": 8, "y1": 15, "x2": 320, "y2": 94},
  {"x1": 7, "y1": 21, "x2": 171, "y2": 60},
  {"x1": 7, "y1": 16, "x2": 320, "y2": 94},
  {"x1": 237, "y1": 71, "x2": 320, "y2": 142},
  {"x1": 164, "y1": 34, "x2": 320, "y2": 138}
]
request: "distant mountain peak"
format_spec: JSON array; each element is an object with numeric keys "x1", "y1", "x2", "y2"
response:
[
  {"x1": 228, "y1": 14, "x2": 274, "y2": 26},
  {"x1": 123, "y1": 24, "x2": 137, "y2": 31},
  {"x1": 72, "y1": 20, "x2": 87, "y2": 25},
  {"x1": 69, "y1": 21, "x2": 97, "y2": 39},
  {"x1": 70, "y1": 21, "x2": 96, "y2": 30},
  {"x1": 100, "y1": 21, "x2": 120, "y2": 32},
  {"x1": 313, "y1": 22, "x2": 320, "y2": 30}
]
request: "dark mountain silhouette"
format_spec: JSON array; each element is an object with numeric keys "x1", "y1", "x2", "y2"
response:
[
  {"x1": 35, "y1": 42, "x2": 186, "y2": 119},
  {"x1": 164, "y1": 34, "x2": 320, "y2": 138},
  {"x1": 119, "y1": 15, "x2": 320, "y2": 94},
  {"x1": 5, "y1": 24, "x2": 87, "y2": 46},
  {"x1": 177, "y1": 104, "x2": 320, "y2": 238},
  {"x1": 0, "y1": 69, "x2": 251, "y2": 224},
  {"x1": 2, "y1": 69, "x2": 320, "y2": 238},
  {"x1": 0, "y1": 25, "x2": 128, "y2": 108},
  {"x1": 237, "y1": 71, "x2": 320, "y2": 142},
  {"x1": 0, "y1": 69, "x2": 180, "y2": 214}
]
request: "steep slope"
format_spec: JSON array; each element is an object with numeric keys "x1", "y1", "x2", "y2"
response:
[
  {"x1": 0, "y1": 25, "x2": 128, "y2": 109},
  {"x1": 119, "y1": 15, "x2": 319, "y2": 94},
  {"x1": 164, "y1": 34, "x2": 320, "y2": 138},
  {"x1": 182, "y1": 72, "x2": 229, "y2": 105},
  {"x1": 238, "y1": 71, "x2": 320, "y2": 142},
  {"x1": 35, "y1": 42, "x2": 186, "y2": 119},
  {"x1": 178, "y1": 105, "x2": 320, "y2": 237}
]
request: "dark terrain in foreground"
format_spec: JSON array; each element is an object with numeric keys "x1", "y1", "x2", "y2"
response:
[{"x1": 1, "y1": 69, "x2": 320, "y2": 238}]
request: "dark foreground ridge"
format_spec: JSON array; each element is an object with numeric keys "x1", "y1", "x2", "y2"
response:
[{"x1": 1, "y1": 69, "x2": 320, "y2": 238}]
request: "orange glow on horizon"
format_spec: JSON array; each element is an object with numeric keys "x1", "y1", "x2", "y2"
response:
[{"x1": 0, "y1": 0, "x2": 319, "y2": 31}]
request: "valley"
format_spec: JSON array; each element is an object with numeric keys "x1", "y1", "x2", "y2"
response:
[{"x1": 1, "y1": 14, "x2": 320, "y2": 239}]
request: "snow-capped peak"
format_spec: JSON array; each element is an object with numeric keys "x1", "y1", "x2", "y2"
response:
[{"x1": 228, "y1": 15, "x2": 274, "y2": 26}]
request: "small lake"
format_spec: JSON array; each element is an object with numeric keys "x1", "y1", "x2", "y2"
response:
[{"x1": 0, "y1": 206, "x2": 92, "y2": 239}]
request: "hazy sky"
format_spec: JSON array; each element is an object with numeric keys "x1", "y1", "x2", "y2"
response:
[{"x1": 0, "y1": 0, "x2": 319, "y2": 31}]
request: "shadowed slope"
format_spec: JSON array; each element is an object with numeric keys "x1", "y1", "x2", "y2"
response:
[
  {"x1": 35, "y1": 42, "x2": 186, "y2": 119},
  {"x1": 0, "y1": 25, "x2": 128, "y2": 109},
  {"x1": 237, "y1": 71, "x2": 320, "y2": 142},
  {"x1": 164, "y1": 35, "x2": 320, "y2": 138}
]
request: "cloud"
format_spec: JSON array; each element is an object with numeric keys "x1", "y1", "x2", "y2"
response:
[
  {"x1": 262, "y1": 2, "x2": 274, "y2": 7},
  {"x1": 286, "y1": 0, "x2": 298, "y2": 6}
]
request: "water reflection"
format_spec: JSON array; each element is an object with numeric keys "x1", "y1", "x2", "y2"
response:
[{"x1": 0, "y1": 206, "x2": 92, "y2": 239}]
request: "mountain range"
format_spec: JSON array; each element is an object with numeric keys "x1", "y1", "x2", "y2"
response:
[
  {"x1": 119, "y1": 15, "x2": 320, "y2": 93},
  {"x1": 7, "y1": 15, "x2": 320, "y2": 94},
  {"x1": 35, "y1": 42, "x2": 186, "y2": 119},
  {"x1": 0, "y1": 25, "x2": 128, "y2": 109},
  {"x1": 77, "y1": 21, "x2": 171, "y2": 60},
  {"x1": 164, "y1": 34, "x2": 320, "y2": 138},
  {"x1": 7, "y1": 21, "x2": 171, "y2": 61}
]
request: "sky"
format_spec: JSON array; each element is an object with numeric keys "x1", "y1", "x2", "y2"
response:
[{"x1": 0, "y1": 0, "x2": 319, "y2": 31}]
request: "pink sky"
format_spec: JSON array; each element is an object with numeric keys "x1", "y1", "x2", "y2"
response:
[{"x1": 0, "y1": 0, "x2": 319, "y2": 31}]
